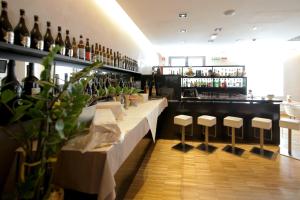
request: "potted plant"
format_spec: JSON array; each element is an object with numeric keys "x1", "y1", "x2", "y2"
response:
[
  {"x1": 107, "y1": 86, "x2": 116, "y2": 101},
  {"x1": 0, "y1": 46, "x2": 102, "y2": 200},
  {"x1": 129, "y1": 88, "x2": 142, "y2": 106},
  {"x1": 115, "y1": 86, "x2": 122, "y2": 102},
  {"x1": 122, "y1": 86, "x2": 131, "y2": 109}
]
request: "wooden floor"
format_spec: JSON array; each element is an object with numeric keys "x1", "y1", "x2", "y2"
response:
[{"x1": 125, "y1": 127, "x2": 300, "y2": 200}]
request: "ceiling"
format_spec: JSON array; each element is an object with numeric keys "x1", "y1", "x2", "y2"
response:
[{"x1": 117, "y1": 0, "x2": 300, "y2": 49}]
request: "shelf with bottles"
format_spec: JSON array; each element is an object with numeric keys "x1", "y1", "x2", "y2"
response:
[
  {"x1": 0, "y1": 1, "x2": 140, "y2": 74},
  {"x1": 181, "y1": 77, "x2": 247, "y2": 88}
]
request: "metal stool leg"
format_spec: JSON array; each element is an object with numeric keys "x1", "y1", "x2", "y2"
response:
[
  {"x1": 250, "y1": 128, "x2": 275, "y2": 159},
  {"x1": 232, "y1": 127, "x2": 235, "y2": 149},
  {"x1": 172, "y1": 125, "x2": 193, "y2": 153},
  {"x1": 288, "y1": 129, "x2": 292, "y2": 155},
  {"x1": 223, "y1": 127, "x2": 244, "y2": 156},
  {"x1": 197, "y1": 125, "x2": 217, "y2": 153}
]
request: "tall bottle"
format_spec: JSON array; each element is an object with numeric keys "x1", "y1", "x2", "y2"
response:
[
  {"x1": 85, "y1": 38, "x2": 91, "y2": 61},
  {"x1": 72, "y1": 37, "x2": 78, "y2": 58},
  {"x1": 55, "y1": 26, "x2": 65, "y2": 55},
  {"x1": 78, "y1": 35, "x2": 85, "y2": 60},
  {"x1": 106, "y1": 48, "x2": 110, "y2": 65},
  {"x1": 44, "y1": 21, "x2": 55, "y2": 51},
  {"x1": 102, "y1": 46, "x2": 106, "y2": 64},
  {"x1": 22, "y1": 63, "x2": 40, "y2": 96},
  {"x1": 94, "y1": 43, "x2": 99, "y2": 62},
  {"x1": 0, "y1": 1, "x2": 14, "y2": 44},
  {"x1": 14, "y1": 9, "x2": 30, "y2": 47},
  {"x1": 53, "y1": 74, "x2": 60, "y2": 95},
  {"x1": 99, "y1": 44, "x2": 103, "y2": 62},
  {"x1": 65, "y1": 30, "x2": 73, "y2": 57},
  {"x1": 30, "y1": 15, "x2": 43, "y2": 50}
]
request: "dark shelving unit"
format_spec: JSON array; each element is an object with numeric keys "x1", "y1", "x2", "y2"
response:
[{"x1": 0, "y1": 41, "x2": 141, "y2": 76}]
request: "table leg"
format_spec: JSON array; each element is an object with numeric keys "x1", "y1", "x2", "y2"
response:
[{"x1": 288, "y1": 129, "x2": 292, "y2": 155}]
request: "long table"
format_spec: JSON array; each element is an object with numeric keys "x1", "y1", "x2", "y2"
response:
[{"x1": 53, "y1": 98, "x2": 168, "y2": 200}]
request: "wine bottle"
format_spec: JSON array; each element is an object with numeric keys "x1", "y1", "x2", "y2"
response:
[
  {"x1": 22, "y1": 63, "x2": 40, "y2": 96},
  {"x1": 53, "y1": 74, "x2": 60, "y2": 95},
  {"x1": 91, "y1": 44, "x2": 94, "y2": 62},
  {"x1": 14, "y1": 9, "x2": 30, "y2": 47},
  {"x1": 78, "y1": 35, "x2": 85, "y2": 60},
  {"x1": 106, "y1": 48, "x2": 110, "y2": 65},
  {"x1": 55, "y1": 26, "x2": 65, "y2": 55},
  {"x1": 0, "y1": 1, "x2": 14, "y2": 44},
  {"x1": 44, "y1": 21, "x2": 55, "y2": 51},
  {"x1": 110, "y1": 49, "x2": 113, "y2": 66},
  {"x1": 1, "y1": 60, "x2": 22, "y2": 96},
  {"x1": 99, "y1": 44, "x2": 103, "y2": 62},
  {"x1": 65, "y1": 30, "x2": 73, "y2": 57},
  {"x1": 113, "y1": 52, "x2": 117, "y2": 67},
  {"x1": 94, "y1": 43, "x2": 99, "y2": 61},
  {"x1": 85, "y1": 38, "x2": 91, "y2": 61},
  {"x1": 30, "y1": 15, "x2": 43, "y2": 50},
  {"x1": 102, "y1": 46, "x2": 106, "y2": 64},
  {"x1": 72, "y1": 37, "x2": 78, "y2": 58}
]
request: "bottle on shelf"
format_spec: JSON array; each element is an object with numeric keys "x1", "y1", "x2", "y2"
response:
[
  {"x1": 55, "y1": 26, "x2": 65, "y2": 55},
  {"x1": 72, "y1": 37, "x2": 78, "y2": 58},
  {"x1": 65, "y1": 30, "x2": 73, "y2": 57},
  {"x1": 106, "y1": 48, "x2": 110, "y2": 65},
  {"x1": 53, "y1": 74, "x2": 61, "y2": 95},
  {"x1": 0, "y1": 60, "x2": 22, "y2": 125},
  {"x1": 1, "y1": 60, "x2": 22, "y2": 97},
  {"x1": 85, "y1": 38, "x2": 91, "y2": 61},
  {"x1": 110, "y1": 49, "x2": 114, "y2": 66},
  {"x1": 30, "y1": 15, "x2": 43, "y2": 50},
  {"x1": 99, "y1": 44, "x2": 103, "y2": 63},
  {"x1": 91, "y1": 44, "x2": 95, "y2": 62},
  {"x1": 0, "y1": 1, "x2": 14, "y2": 44},
  {"x1": 14, "y1": 9, "x2": 30, "y2": 47},
  {"x1": 22, "y1": 63, "x2": 40, "y2": 96},
  {"x1": 78, "y1": 35, "x2": 85, "y2": 60},
  {"x1": 94, "y1": 43, "x2": 99, "y2": 62},
  {"x1": 44, "y1": 21, "x2": 55, "y2": 51},
  {"x1": 102, "y1": 46, "x2": 106, "y2": 64},
  {"x1": 64, "y1": 73, "x2": 68, "y2": 83}
]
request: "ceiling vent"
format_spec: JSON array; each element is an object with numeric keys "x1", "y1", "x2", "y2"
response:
[{"x1": 288, "y1": 35, "x2": 300, "y2": 41}]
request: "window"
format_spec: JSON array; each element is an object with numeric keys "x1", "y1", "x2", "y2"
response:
[{"x1": 169, "y1": 56, "x2": 205, "y2": 66}]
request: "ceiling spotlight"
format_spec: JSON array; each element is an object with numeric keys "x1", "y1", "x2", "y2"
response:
[
  {"x1": 252, "y1": 26, "x2": 258, "y2": 31},
  {"x1": 214, "y1": 27, "x2": 223, "y2": 32},
  {"x1": 179, "y1": 29, "x2": 187, "y2": 33},
  {"x1": 210, "y1": 33, "x2": 218, "y2": 40},
  {"x1": 208, "y1": 39, "x2": 215, "y2": 43},
  {"x1": 252, "y1": 38, "x2": 257, "y2": 41},
  {"x1": 224, "y1": 9, "x2": 236, "y2": 16},
  {"x1": 179, "y1": 13, "x2": 187, "y2": 18}
]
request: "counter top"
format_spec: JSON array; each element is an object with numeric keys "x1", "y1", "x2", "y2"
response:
[{"x1": 179, "y1": 96, "x2": 282, "y2": 103}]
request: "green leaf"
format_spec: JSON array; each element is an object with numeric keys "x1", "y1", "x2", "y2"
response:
[
  {"x1": 1, "y1": 90, "x2": 16, "y2": 104},
  {"x1": 10, "y1": 103, "x2": 32, "y2": 123},
  {"x1": 55, "y1": 119, "x2": 64, "y2": 132}
]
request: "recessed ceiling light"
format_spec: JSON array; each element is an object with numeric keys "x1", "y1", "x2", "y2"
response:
[
  {"x1": 210, "y1": 33, "x2": 218, "y2": 40},
  {"x1": 179, "y1": 29, "x2": 187, "y2": 33},
  {"x1": 179, "y1": 13, "x2": 187, "y2": 18},
  {"x1": 224, "y1": 9, "x2": 236, "y2": 16},
  {"x1": 252, "y1": 26, "x2": 258, "y2": 31},
  {"x1": 214, "y1": 27, "x2": 223, "y2": 32}
]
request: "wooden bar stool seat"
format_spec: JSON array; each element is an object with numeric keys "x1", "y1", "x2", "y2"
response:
[
  {"x1": 172, "y1": 115, "x2": 194, "y2": 152},
  {"x1": 223, "y1": 116, "x2": 245, "y2": 156},
  {"x1": 197, "y1": 115, "x2": 217, "y2": 153}
]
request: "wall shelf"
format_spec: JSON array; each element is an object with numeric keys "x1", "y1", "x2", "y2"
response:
[{"x1": 0, "y1": 41, "x2": 141, "y2": 76}]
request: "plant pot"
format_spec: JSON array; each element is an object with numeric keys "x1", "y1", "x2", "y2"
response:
[
  {"x1": 116, "y1": 95, "x2": 122, "y2": 103},
  {"x1": 129, "y1": 95, "x2": 139, "y2": 106},
  {"x1": 124, "y1": 95, "x2": 130, "y2": 109}
]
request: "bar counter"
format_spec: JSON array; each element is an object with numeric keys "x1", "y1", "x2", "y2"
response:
[{"x1": 157, "y1": 97, "x2": 281, "y2": 145}]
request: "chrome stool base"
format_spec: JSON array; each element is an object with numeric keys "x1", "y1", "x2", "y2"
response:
[
  {"x1": 250, "y1": 147, "x2": 276, "y2": 159},
  {"x1": 172, "y1": 143, "x2": 194, "y2": 153},
  {"x1": 223, "y1": 145, "x2": 245, "y2": 156},
  {"x1": 197, "y1": 143, "x2": 217, "y2": 153}
]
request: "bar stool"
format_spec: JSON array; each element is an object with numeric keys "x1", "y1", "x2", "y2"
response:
[
  {"x1": 223, "y1": 116, "x2": 245, "y2": 156},
  {"x1": 197, "y1": 115, "x2": 217, "y2": 153},
  {"x1": 172, "y1": 115, "x2": 194, "y2": 152},
  {"x1": 279, "y1": 118, "x2": 300, "y2": 155},
  {"x1": 250, "y1": 117, "x2": 274, "y2": 159}
]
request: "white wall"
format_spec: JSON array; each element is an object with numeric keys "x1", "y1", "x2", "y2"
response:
[
  {"x1": 4, "y1": 0, "x2": 157, "y2": 78},
  {"x1": 284, "y1": 53, "x2": 300, "y2": 101}
]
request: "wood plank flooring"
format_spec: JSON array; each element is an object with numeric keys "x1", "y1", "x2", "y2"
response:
[{"x1": 124, "y1": 128, "x2": 300, "y2": 200}]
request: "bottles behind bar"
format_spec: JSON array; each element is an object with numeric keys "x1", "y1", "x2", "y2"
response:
[
  {"x1": 14, "y1": 9, "x2": 30, "y2": 47},
  {"x1": 22, "y1": 62, "x2": 40, "y2": 96},
  {"x1": 85, "y1": 38, "x2": 91, "y2": 61},
  {"x1": 72, "y1": 37, "x2": 78, "y2": 58},
  {"x1": 55, "y1": 26, "x2": 65, "y2": 55},
  {"x1": 30, "y1": 15, "x2": 43, "y2": 50},
  {"x1": 0, "y1": 1, "x2": 14, "y2": 44},
  {"x1": 78, "y1": 35, "x2": 85, "y2": 60},
  {"x1": 65, "y1": 30, "x2": 73, "y2": 57},
  {"x1": 44, "y1": 21, "x2": 54, "y2": 51},
  {"x1": 53, "y1": 74, "x2": 60, "y2": 95}
]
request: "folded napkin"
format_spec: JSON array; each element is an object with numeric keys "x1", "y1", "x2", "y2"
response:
[{"x1": 65, "y1": 109, "x2": 123, "y2": 153}]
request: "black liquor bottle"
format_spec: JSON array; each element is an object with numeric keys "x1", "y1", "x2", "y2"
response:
[
  {"x1": 22, "y1": 63, "x2": 40, "y2": 96},
  {"x1": 30, "y1": 15, "x2": 43, "y2": 50},
  {"x1": 0, "y1": 1, "x2": 14, "y2": 44},
  {"x1": 44, "y1": 21, "x2": 55, "y2": 51},
  {"x1": 55, "y1": 26, "x2": 65, "y2": 55},
  {"x1": 14, "y1": 9, "x2": 30, "y2": 47},
  {"x1": 65, "y1": 30, "x2": 73, "y2": 57}
]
